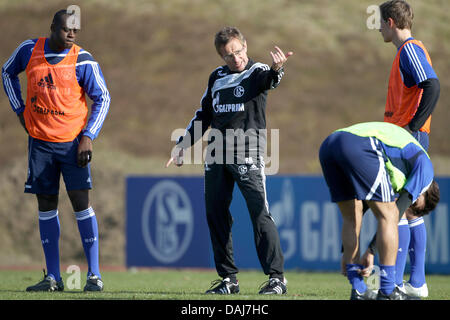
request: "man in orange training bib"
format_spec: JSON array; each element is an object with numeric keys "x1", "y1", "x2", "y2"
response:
[
  {"x1": 360, "y1": 0, "x2": 440, "y2": 299},
  {"x1": 2, "y1": 9, "x2": 110, "y2": 292}
]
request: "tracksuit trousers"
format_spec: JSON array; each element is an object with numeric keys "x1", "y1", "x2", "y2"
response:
[{"x1": 204, "y1": 159, "x2": 284, "y2": 279}]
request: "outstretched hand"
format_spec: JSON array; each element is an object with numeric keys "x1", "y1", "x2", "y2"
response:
[
  {"x1": 270, "y1": 46, "x2": 294, "y2": 72},
  {"x1": 165, "y1": 147, "x2": 184, "y2": 168}
]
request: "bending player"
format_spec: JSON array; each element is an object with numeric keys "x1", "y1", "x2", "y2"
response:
[{"x1": 319, "y1": 122, "x2": 440, "y2": 300}]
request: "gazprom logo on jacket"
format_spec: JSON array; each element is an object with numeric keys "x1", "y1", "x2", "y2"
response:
[
  {"x1": 212, "y1": 92, "x2": 245, "y2": 113},
  {"x1": 141, "y1": 180, "x2": 194, "y2": 263}
]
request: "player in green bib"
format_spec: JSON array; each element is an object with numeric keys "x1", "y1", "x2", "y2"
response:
[{"x1": 319, "y1": 122, "x2": 440, "y2": 300}]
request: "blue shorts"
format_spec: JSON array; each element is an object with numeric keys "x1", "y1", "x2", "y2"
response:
[
  {"x1": 25, "y1": 135, "x2": 92, "y2": 195},
  {"x1": 319, "y1": 131, "x2": 395, "y2": 203}
]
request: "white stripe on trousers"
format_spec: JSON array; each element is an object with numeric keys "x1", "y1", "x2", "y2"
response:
[{"x1": 260, "y1": 157, "x2": 270, "y2": 214}]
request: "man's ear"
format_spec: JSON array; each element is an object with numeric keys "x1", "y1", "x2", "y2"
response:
[
  {"x1": 50, "y1": 23, "x2": 56, "y2": 33},
  {"x1": 387, "y1": 17, "x2": 396, "y2": 29}
]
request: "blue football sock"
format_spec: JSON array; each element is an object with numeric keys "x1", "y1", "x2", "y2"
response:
[
  {"x1": 408, "y1": 217, "x2": 427, "y2": 287},
  {"x1": 38, "y1": 210, "x2": 61, "y2": 281},
  {"x1": 346, "y1": 264, "x2": 367, "y2": 293},
  {"x1": 74, "y1": 207, "x2": 101, "y2": 279},
  {"x1": 395, "y1": 219, "x2": 410, "y2": 287},
  {"x1": 379, "y1": 265, "x2": 396, "y2": 296}
]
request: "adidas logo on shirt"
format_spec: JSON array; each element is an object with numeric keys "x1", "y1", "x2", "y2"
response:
[{"x1": 38, "y1": 73, "x2": 56, "y2": 90}]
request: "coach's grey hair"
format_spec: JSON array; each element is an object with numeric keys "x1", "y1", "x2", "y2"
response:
[{"x1": 214, "y1": 26, "x2": 246, "y2": 55}]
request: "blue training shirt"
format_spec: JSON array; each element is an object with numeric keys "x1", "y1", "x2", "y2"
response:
[
  {"x1": 398, "y1": 37, "x2": 438, "y2": 88},
  {"x1": 2, "y1": 38, "x2": 110, "y2": 140},
  {"x1": 380, "y1": 140, "x2": 433, "y2": 203}
]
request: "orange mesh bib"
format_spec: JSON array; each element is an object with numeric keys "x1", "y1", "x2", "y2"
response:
[
  {"x1": 384, "y1": 39, "x2": 432, "y2": 133},
  {"x1": 24, "y1": 37, "x2": 88, "y2": 142}
]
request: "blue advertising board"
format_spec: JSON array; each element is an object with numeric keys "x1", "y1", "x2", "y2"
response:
[
  {"x1": 126, "y1": 176, "x2": 450, "y2": 274},
  {"x1": 126, "y1": 177, "x2": 211, "y2": 267}
]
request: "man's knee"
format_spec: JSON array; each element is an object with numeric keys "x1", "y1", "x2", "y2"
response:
[
  {"x1": 367, "y1": 201, "x2": 398, "y2": 222},
  {"x1": 67, "y1": 189, "x2": 90, "y2": 212},
  {"x1": 338, "y1": 199, "x2": 363, "y2": 220},
  {"x1": 36, "y1": 194, "x2": 59, "y2": 211}
]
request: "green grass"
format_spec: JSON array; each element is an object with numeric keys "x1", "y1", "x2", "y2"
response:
[{"x1": 1, "y1": 269, "x2": 449, "y2": 300}]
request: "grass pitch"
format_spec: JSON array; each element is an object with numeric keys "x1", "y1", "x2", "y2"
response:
[{"x1": 0, "y1": 268, "x2": 449, "y2": 300}]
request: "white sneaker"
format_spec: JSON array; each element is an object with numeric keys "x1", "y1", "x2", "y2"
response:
[
  {"x1": 404, "y1": 281, "x2": 428, "y2": 298},
  {"x1": 397, "y1": 284, "x2": 406, "y2": 294}
]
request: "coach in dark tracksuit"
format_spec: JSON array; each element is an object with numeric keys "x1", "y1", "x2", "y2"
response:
[{"x1": 166, "y1": 27, "x2": 293, "y2": 295}]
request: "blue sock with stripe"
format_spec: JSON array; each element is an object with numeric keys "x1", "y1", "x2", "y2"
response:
[
  {"x1": 75, "y1": 207, "x2": 101, "y2": 279},
  {"x1": 408, "y1": 217, "x2": 427, "y2": 287},
  {"x1": 395, "y1": 219, "x2": 410, "y2": 287},
  {"x1": 379, "y1": 265, "x2": 396, "y2": 295},
  {"x1": 346, "y1": 264, "x2": 367, "y2": 293},
  {"x1": 38, "y1": 210, "x2": 61, "y2": 281}
]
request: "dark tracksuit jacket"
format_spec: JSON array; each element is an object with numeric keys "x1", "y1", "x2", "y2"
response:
[{"x1": 177, "y1": 59, "x2": 285, "y2": 278}]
